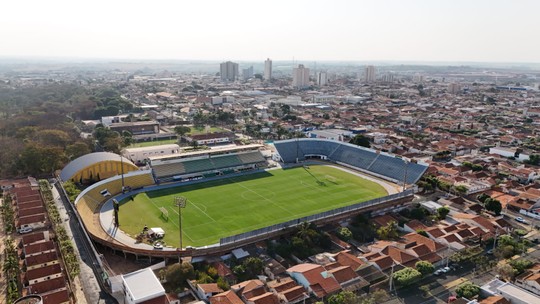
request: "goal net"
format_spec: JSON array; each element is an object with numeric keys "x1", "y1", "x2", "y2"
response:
[{"x1": 159, "y1": 207, "x2": 169, "y2": 221}]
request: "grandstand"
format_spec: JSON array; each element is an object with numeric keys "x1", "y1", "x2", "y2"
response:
[
  {"x1": 73, "y1": 170, "x2": 155, "y2": 243},
  {"x1": 273, "y1": 138, "x2": 427, "y2": 184},
  {"x1": 150, "y1": 146, "x2": 267, "y2": 182}
]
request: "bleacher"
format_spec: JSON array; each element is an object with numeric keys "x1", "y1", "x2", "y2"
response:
[
  {"x1": 330, "y1": 144, "x2": 377, "y2": 169},
  {"x1": 152, "y1": 162, "x2": 186, "y2": 178},
  {"x1": 151, "y1": 150, "x2": 267, "y2": 180},
  {"x1": 210, "y1": 154, "x2": 242, "y2": 169},
  {"x1": 273, "y1": 138, "x2": 428, "y2": 183},
  {"x1": 273, "y1": 141, "x2": 306, "y2": 163},
  {"x1": 237, "y1": 151, "x2": 266, "y2": 164}
]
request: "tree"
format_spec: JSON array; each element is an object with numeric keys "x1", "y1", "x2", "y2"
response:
[
  {"x1": 243, "y1": 257, "x2": 264, "y2": 278},
  {"x1": 497, "y1": 263, "x2": 516, "y2": 281},
  {"x1": 337, "y1": 227, "x2": 353, "y2": 241},
  {"x1": 416, "y1": 230, "x2": 429, "y2": 237},
  {"x1": 455, "y1": 282, "x2": 480, "y2": 299},
  {"x1": 174, "y1": 126, "x2": 191, "y2": 138},
  {"x1": 509, "y1": 259, "x2": 534, "y2": 275},
  {"x1": 392, "y1": 267, "x2": 422, "y2": 286},
  {"x1": 328, "y1": 291, "x2": 359, "y2": 304},
  {"x1": 525, "y1": 154, "x2": 540, "y2": 166},
  {"x1": 165, "y1": 262, "x2": 195, "y2": 292},
  {"x1": 377, "y1": 221, "x2": 399, "y2": 240},
  {"x1": 349, "y1": 135, "x2": 371, "y2": 148},
  {"x1": 410, "y1": 206, "x2": 428, "y2": 220},
  {"x1": 477, "y1": 193, "x2": 490, "y2": 204},
  {"x1": 437, "y1": 206, "x2": 450, "y2": 220},
  {"x1": 454, "y1": 185, "x2": 468, "y2": 196},
  {"x1": 415, "y1": 261, "x2": 435, "y2": 276},
  {"x1": 485, "y1": 198, "x2": 502, "y2": 215}
]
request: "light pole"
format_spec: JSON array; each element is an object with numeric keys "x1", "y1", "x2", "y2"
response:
[
  {"x1": 175, "y1": 196, "x2": 187, "y2": 250},
  {"x1": 402, "y1": 159, "x2": 409, "y2": 192}
]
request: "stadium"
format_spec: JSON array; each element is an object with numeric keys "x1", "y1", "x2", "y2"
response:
[{"x1": 63, "y1": 138, "x2": 428, "y2": 258}]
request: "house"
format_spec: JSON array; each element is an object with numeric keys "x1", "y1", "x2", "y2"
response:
[
  {"x1": 267, "y1": 277, "x2": 309, "y2": 304},
  {"x1": 286, "y1": 264, "x2": 341, "y2": 299},
  {"x1": 25, "y1": 252, "x2": 60, "y2": 271},
  {"x1": 25, "y1": 264, "x2": 63, "y2": 285},
  {"x1": 23, "y1": 241, "x2": 56, "y2": 257},
  {"x1": 196, "y1": 283, "x2": 224, "y2": 301},
  {"x1": 121, "y1": 267, "x2": 169, "y2": 304},
  {"x1": 210, "y1": 290, "x2": 244, "y2": 304},
  {"x1": 231, "y1": 279, "x2": 279, "y2": 304}
]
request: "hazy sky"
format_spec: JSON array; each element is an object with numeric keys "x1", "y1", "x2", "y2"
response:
[{"x1": 2, "y1": 0, "x2": 539, "y2": 62}]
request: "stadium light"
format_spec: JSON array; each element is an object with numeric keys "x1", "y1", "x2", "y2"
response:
[{"x1": 175, "y1": 196, "x2": 187, "y2": 250}]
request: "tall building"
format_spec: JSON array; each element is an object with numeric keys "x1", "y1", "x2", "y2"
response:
[
  {"x1": 364, "y1": 65, "x2": 376, "y2": 83},
  {"x1": 220, "y1": 61, "x2": 239, "y2": 82},
  {"x1": 292, "y1": 64, "x2": 310, "y2": 88},
  {"x1": 316, "y1": 71, "x2": 327, "y2": 86},
  {"x1": 448, "y1": 83, "x2": 461, "y2": 94},
  {"x1": 242, "y1": 66, "x2": 254, "y2": 81},
  {"x1": 264, "y1": 58, "x2": 272, "y2": 80}
]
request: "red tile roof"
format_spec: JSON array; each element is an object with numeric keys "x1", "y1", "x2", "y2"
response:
[
  {"x1": 210, "y1": 290, "x2": 244, "y2": 304},
  {"x1": 287, "y1": 264, "x2": 341, "y2": 298}
]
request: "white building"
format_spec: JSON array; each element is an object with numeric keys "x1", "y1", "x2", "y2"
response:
[
  {"x1": 122, "y1": 144, "x2": 181, "y2": 165},
  {"x1": 242, "y1": 66, "x2": 253, "y2": 81},
  {"x1": 122, "y1": 268, "x2": 169, "y2": 304},
  {"x1": 292, "y1": 64, "x2": 310, "y2": 88},
  {"x1": 264, "y1": 58, "x2": 272, "y2": 80},
  {"x1": 316, "y1": 71, "x2": 327, "y2": 86},
  {"x1": 220, "y1": 61, "x2": 239, "y2": 82},
  {"x1": 489, "y1": 147, "x2": 529, "y2": 162},
  {"x1": 364, "y1": 65, "x2": 376, "y2": 83}
]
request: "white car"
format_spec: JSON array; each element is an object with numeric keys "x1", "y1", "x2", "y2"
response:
[
  {"x1": 442, "y1": 266, "x2": 451, "y2": 273},
  {"x1": 434, "y1": 269, "x2": 442, "y2": 275},
  {"x1": 18, "y1": 227, "x2": 33, "y2": 234},
  {"x1": 516, "y1": 217, "x2": 528, "y2": 224},
  {"x1": 153, "y1": 242, "x2": 164, "y2": 250}
]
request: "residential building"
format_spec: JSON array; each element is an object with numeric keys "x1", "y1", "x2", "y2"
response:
[
  {"x1": 220, "y1": 61, "x2": 239, "y2": 82},
  {"x1": 264, "y1": 58, "x2": 272, "y2": 80},
  {"x1": 364, "y1": 65, "x2": 376, "y2": 82},
  {"x1": 317, "y1": 71, "x2": 327, "y2": 86},
  {"x1": 292, "y1": 64, "x2": 310, "y2": 89},
  {"x1": 243, "y1": 66, "x2": 254, "y2": 81}
]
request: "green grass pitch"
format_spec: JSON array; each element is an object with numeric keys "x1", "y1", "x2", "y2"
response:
[{"x1": 118, "y1": 165, "x2": 388, "y2": 247}]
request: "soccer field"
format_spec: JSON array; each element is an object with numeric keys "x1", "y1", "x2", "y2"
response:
[{"x1": 118, "y1": 165, "x2": 388, "y2": 247}]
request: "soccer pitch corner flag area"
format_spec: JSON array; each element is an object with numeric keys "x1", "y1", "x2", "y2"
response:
[{"x1": 118, "y1": 165, "x2": 388, "y2": 247}]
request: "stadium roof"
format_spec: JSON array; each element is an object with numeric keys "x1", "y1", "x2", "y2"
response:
[{"x1": 60, "y1": 152, "x2": 136, "y2": 181}]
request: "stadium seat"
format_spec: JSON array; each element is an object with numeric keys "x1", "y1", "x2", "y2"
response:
[{"x1": 274, "y1": 138, "x2": 428, "y2": 183}]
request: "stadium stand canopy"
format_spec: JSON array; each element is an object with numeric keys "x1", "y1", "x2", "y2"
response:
[
  {"x1": 60, "y1": 152, "x2": 138, "y2": 183},
  {"x1": 273, "y1": 138, "x2": 428, "y2": 184}
]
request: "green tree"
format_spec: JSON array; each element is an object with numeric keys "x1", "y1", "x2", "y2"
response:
[
  {"x1": 437, "y1": 206, "x2": 450, "y2": 220},
  {"x1": 410, "y1": 206, "x2": 428, "y2": 220},
  {"x1": 165, "y1": 262, "x2": 195, "y2": 292},
  {"x1": 455, "y1": 282, "x2": 480, "y2": 299},
  {"x1": 243, "y1": 257, "x2": 264, "y2": 278},
  {"x1": 454, "y1": 185, "x2": 468, "y2": 196},
  {"x1": 328, "y1": 291, "x2": 359, "y2": 304},
  {"x1": 377, "y1": 221, "x2": 399, "y2": 240},
  {"x1": 485, "y1": 198, "x2": 502, "y2": 215},
  {"x1": 415, "y1": 261, "x2": 435, "y2": 276},
  {"x1": 174, "y1": 126, "x2": 192, "y2": 137},
  {"x1": 497, "y1": 263, "x2": 516, "y2": 281},
  {"x1": 337, "y1": 227, "x2": 353, "y2": 242},
  {"x1": 392, "y1": 267, "x2": 422, "y2": 286},
  {"x1": 349, "y1": 134, "x2": 371, "y2": 148}
]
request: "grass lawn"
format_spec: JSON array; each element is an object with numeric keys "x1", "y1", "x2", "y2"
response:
[
  {"x1": 129, "y1": 139, "x2": 178, "y2": 148},
  {"x1": 118, "y1": 165, "x2": 387, "y2": 247},
  {"x1": 188, "y1": 126, "x2": 225, "y2": 135}
]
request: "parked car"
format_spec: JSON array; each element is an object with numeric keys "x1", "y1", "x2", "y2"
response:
[
  {"x1": 434, "y1": 269, "x2": 443, "y2": 275},
  {"x1": 153, "y1": 242, "x2": 163, "y2": 250},
  {"x1": 487, "y1": 249, "x2": 494, "y2": 255},
  {"x1": 18, "y1": 227, "x2": 33, "y2": 234},
  {"x1": 442, "y1": 266, "x2": 451, "y2": 273},
  {"x1": 516, "y1": 217, "x2": 528, "y2": 224}
]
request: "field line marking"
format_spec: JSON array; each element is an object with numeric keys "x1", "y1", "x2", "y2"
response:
[
  {"x1": 234, "y1": 181, "x2": 295, "y2": 216},
  {"x1": 188, "y1": 199, "x2": 218, "y2": 223}
]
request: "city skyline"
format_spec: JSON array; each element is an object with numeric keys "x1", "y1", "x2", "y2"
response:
[{"x1": 2, "y1": 0, "x2": 540, "y2": 63}]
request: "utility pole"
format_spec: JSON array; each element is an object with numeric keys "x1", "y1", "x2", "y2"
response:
[{"x1": 492, "y1": 227, "x2": 499, "y2": 252}]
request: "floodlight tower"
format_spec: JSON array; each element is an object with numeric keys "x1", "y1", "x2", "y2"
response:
[{"x1": 175, "y1": 196, "x2": 187, "y2": 250}]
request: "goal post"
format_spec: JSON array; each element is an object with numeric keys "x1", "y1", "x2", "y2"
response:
[{"x1": 159, "y1": 207, "x2": 169, "y2": 221}]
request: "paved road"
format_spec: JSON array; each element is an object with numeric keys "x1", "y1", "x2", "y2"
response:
[{"x1": 52, "y1": 182, "x2": 117, "y2": 304}]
